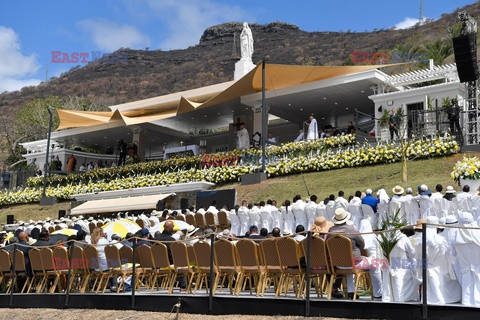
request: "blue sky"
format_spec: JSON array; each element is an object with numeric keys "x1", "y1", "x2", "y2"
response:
[{"x1": 0, "y1": 0, "x2": 476, "y2": 93}]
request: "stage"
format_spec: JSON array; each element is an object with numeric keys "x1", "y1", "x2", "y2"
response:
[{"x1": 1, "y1": 289, "x2": 478, "y2": 320}]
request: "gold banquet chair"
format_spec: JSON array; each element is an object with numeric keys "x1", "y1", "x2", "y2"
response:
[
  {"x1": 7, "y1": 249, "x2": 31, "y2": 293},
  {"x1": 235, "y1": 239, "x2": 267, "y2": 296},
  {"x1": 28, "y1": 248, "x2": 46, "y2": 293},
  {"x1": 69, "y1": 245, "x2": 91, "y2": 293},
  {"x1": 194, "y1": 213, "x2": 207, "y2": 230},
  {"x1": 217, "y1": 211, "x2": 230, "y2": 230},
  {"x1": 326, "y1": 234, "x2": 373, "y2": 301},
  {"x1": 83, "y1": 245, "x2": 107, "y2": 293},
  {"x1": 136, "y1": 244, "x2": 158, "y2": 292},
  {"x1": 169, "y1": 242, "x2": 196, "y2": 294},
  {"x1": 150, "y1": 243, "x2": 175, "y2": 291},
  {"x1": 259, "y1": 239, "x2": 282, "y2": 293},
  {"x1": 205, "y1": 212, "x2": 217, "y2": 230},
  {"x1": 193, "y1": 240, "x2": 215, "y2": 294},
  {"x1": 275, "y1": 237, "x2": 305, "y2": 298},
  {"x1": 300, "y1": 236, "x2": 332, "y2": 298},
  {"x1": 41, "y1": 247, "x2": 69, "y2": 293},
  {"x1": 103, "y1": 244, "x2": 140, "y2": 293},
  {"x1": 213, "y1": 239, "x2": 241, "y2": 295}
]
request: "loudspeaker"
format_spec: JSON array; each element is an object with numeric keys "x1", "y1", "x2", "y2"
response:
[
  {"x1": 7, "y1": 215, "x2": 14, "y2": 225},
  {"x1": 180, "y1": 198, "x2": 189, "y2": 210},
  {"x1": 58, "y1": 210, "x2": 66, "y2": 219},
  {"x1": 453, "y1": 34, "x2": 479, "y2": 83},
  {"x1": 156, "y1": 200, "x2": 165, "y2": 211},
  {"x1": 196, "y1": 189, "x2": 236, "y2": 211}
]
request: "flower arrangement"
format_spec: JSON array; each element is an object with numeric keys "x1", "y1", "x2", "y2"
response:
[
  {"x1": 0, "y1": 135, "x2": 458, "y2": 207},
  {"x1": 451, "y1": 156, "x2": 480, "y2": 183},
  {"x1": 26, "y1": 134, "x2": 356, "y2": 188}
]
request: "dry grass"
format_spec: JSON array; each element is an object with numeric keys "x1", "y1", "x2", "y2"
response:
[
  {"x1": 0, "y1": 202, "x2": 71, "y2": 224},
  {"x1": 1, "y1": 153, "x2": 477, "y2": 225},
  {"x1": 0, "y1": 308, "x2": 351, "y2": 320},
  {"x1": 222, "y1": 153, "x2": 476, "y2": 203}
]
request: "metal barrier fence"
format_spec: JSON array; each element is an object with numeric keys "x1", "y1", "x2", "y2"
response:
[{"x1": 2, "y1": 221, "x2": 479, "y2": 318}]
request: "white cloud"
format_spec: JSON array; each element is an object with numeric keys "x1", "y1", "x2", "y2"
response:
[
  {"x1": 143, "y1": 0, "x2": 252, "y2": 50},
  {"x1": 77, "y1": 19, "x2": 150, "y2": 52},
  {"x1": 394, "y1": 17, "x2": 421, "y2": 30},
  {"x1": 0, "y1": 26, "x2": 41, "y2": 93}
]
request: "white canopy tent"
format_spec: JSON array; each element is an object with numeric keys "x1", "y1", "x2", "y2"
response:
[{"x1": 70, "y1": 193, "x2": 173, "y2": 215}]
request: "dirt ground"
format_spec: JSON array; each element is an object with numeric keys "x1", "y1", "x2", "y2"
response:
[{"x1": 0, "y1": 308, "x2": 352, "y2": 320}]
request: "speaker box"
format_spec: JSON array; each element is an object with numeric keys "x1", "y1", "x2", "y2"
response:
[
  {"x1": 196, "y1": 189, "x2": 236, "y2": 211},
  {"x1": 453, "y1": 34, "x2": 479, "y2": 83},
  {"x1": 156, "y1": 200, "x2": 165, "y2": 211},
  {"x1": 58, "y1": 210, "x2": 66, "y2": 219},
  {"x1": 7, "y1": 215, "x2": 14, "y2": 225},
  {"x1": 180, "y1": 198, "x2": 189, "y2": 210}
]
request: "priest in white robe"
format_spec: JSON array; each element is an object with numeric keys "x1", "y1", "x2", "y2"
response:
[
  {"x1": 237, "y1": 201, "x2": 250, "y2": 236},
  {"x1": 306, "y1": 114, "x2": 318, "y2": 140},
  {"x1": 281, "y1": 200, "x2": 296, "y2": 234},
  {"x1": 424, "y1": 216, "x2": 462, "y2": 304},
  {"x1": 382, "y1": 231, "x2": 421, "y2": 302},
  {"x1": 454, "y1": 211, "x2": 480, "y2": 306},
  {"x1": 236, "y1": 124, "x2": 250, "y2": 150}
]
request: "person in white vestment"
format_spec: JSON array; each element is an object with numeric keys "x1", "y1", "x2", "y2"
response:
[
  {"x1": 382, "y1": 229, "x2": 421, "y2": 302},
  {"x1": 316, "y1": 200, "x2": 327, "y2": 219},
  {"x1": 325, "y1": 195, "x2": 336, "y2": 221},
  {"x1": 306, "y1": 114, "x2": 318, "y2": 140},
  {"x1": 236, "y1": 124, "x2": 250, "y2": 150},
  {"x1": 415, "y1": 184, "x2": 434, "y2": 219},
  {"x1": 294, "y1": 129, "x2": 304, "y2": 142},
  {"x1": 229, "y1": 208, "x2": 241, "y2": 236},
  {"x1": 454, "y1": 212, "x2": 480, "y2": 306},
  {"x1": 359, "y1": 219, "x2": 382, "y2": 292},
  {"x1": 424, "y1": 216, "x2": 462, "y2": 304},
  {"x1": 376, "y1": 189, "x2": 389, "y2": 229},
  {"x1": 248, "y1": 203, "x2": 262, "y2": 229},
  {"x1": 404, "y1": 187, "x2": 420, "y2": 225},
  {"x1": 389, "y1": 186, "x2": 406, "y2": 223},
  {"x1": 442, "y1": 215, "x2": 462, "y2": 283},
  {"x1": 349, "y1": 191, "x2": 362, "y2": 206},
  {"x1": 291, "y1": 195, "x2": 307, "y2": 229},
  {"x1": 333, "y1": 191, "x2": 349, "y2": 211},
  {"x1": 305, "y1": 195, "x2": 319, "y2": 230},
  {"x1": 259, "y1": 201, "x2": 273, "y2": 232},
  {"x1": 267, "y1": 133, "x2": 277, "y2": 144},
  {"x1": 237, "y1": 201, "x2": 250, "y2": 236},
  {"x1": 281, "y1": 200, "x2": 296, "y2": 235},
  {"x1": 454, "y1": 185, "x2": 472, "y2": 214},
  {"x1": 269, "y1": 200, "x2": 283, "y2": 231}
]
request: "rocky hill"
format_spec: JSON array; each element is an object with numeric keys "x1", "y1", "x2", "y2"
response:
[{"x1": 0, "y1": 2, "x2": 478, "y2": 116}]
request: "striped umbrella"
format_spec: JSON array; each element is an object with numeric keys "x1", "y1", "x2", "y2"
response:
[
  {"x1": 149, "y1": 220, "x2": 192, "y2": 236},
  {"x1": 51, "y1": 229, "x2": 78, "y2": 236},
  {"x1": 101, "y1": 219, "x2": 141, "y2": 240}
]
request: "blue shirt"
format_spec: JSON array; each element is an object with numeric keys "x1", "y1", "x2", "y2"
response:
[{"x1": 361, "y1": 195, "x2": 380, "y2": 212}]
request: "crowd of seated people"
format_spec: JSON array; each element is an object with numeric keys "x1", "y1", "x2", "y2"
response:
[{"x1": 1, "y1": 183, "x2": 480, "y2": 305}]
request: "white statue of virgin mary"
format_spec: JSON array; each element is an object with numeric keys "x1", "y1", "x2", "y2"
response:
[{"x1": 240, "y1": 22, "x2": 254, "y2": 62}]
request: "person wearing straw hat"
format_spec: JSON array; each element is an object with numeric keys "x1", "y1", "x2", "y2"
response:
[
  {"x1": 415, "y1": 184, "x2": 434, "y2": 218},
  {"x1": 443, "y1": 186, "x2": 456, "y2": 201},
  {"x1": 310, "y1": 216, "x2": 333, "y2": 238},
  {"x1": 388, "y1": 186, "x2": 406, "y2": 223},
  {"x1": 328, "y1": 208, "x2": 383, "y2": 299}
]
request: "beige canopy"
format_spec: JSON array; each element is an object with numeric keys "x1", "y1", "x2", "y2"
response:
[
  {"x1": 70, "y1": 193, "x2": 173, "y2": 215},
  {"x1": 57, "y1": 63, "x2": 388, "y2": 130}
]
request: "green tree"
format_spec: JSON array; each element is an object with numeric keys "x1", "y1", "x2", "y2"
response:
[{"x1": 424, "y1": 39, "x2": 453, "y2": 65}]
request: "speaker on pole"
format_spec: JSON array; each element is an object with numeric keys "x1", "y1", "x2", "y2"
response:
[
  {"x1": 58, "y1": 210, "x2": 66, "y2": 219},
  {"x1": 180, "y1": 198, "x2": 189, "y2": 210},
  {"x1": 7, "y1": 215, "x2": 14, "y2": 225},
  {"x1": 156, "y1": 200, "x2": 165, "y2": 211},
  {"x1": 453, "y1": 33, "x2": 479, "y2": 83}
]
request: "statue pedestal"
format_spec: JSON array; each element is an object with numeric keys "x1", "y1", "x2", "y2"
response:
[{"x1": 234, "y1": 59, "x2": 256, "y2": 81}]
